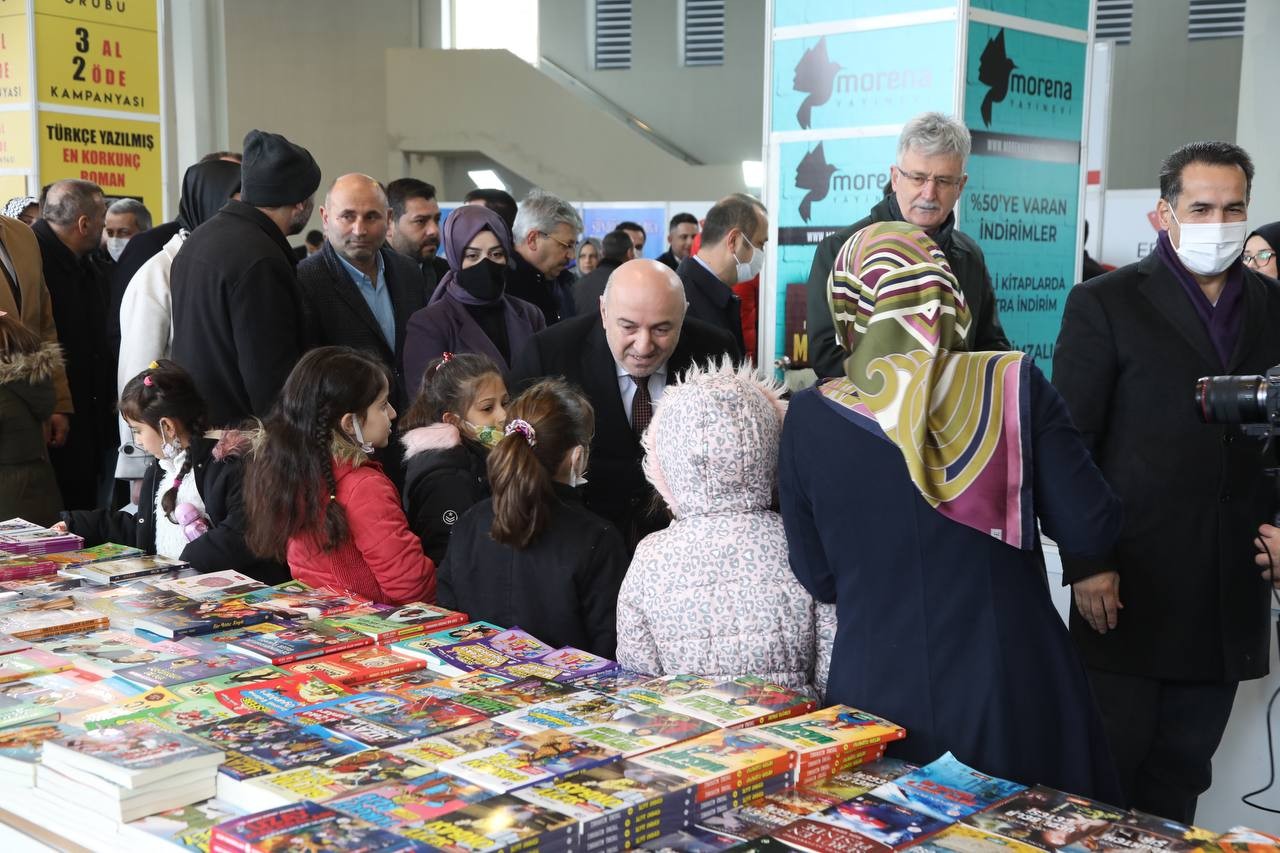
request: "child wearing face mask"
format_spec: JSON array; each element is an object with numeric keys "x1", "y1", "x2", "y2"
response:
[
  {"x1": 55, "y1": 360, "x2": 282, "y2": 581},
  {"x1": 243, "y1": 347, "x2": 435, "y2": 605},
  {"x1": 400, "y1": 352, "x2": 509, "y2": 565},
  {"x1": 437, "y1": 379, "x2": 626, "y2": 657}
]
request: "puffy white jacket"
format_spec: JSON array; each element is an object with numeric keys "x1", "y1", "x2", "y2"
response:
[
  {"x1": 616, "y1": 360, "x2": 835, "y2": 697},
  {"x1": 115, "y1": 231, "x2": 187, "y2": 479}
]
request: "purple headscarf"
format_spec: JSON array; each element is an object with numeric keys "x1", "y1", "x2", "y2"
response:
[{"x1": 431, "y1": 203, "x2": 513, "y2": 301}]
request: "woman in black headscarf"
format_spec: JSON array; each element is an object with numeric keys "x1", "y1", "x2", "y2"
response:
[
  {"x1": 114, "y1": 159, "x2": 242, "y2": 480},
  {"x1": 1244, "y1": 221, "x2": 1280, "y2": 280}
]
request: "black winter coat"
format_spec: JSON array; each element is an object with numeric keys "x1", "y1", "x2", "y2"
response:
[
  {"x1": 805, "y1": 195, "x2": 1010, "y2": 377},
  {"x1": 401, "y1": 425, "x2": 490, "y2": 566},
  {"x1": 675, "y1": 255, "x2": 746, "y2": 355},
  {"x1": 437, "y1": 485, "x2": 628, "y2": 658},
  {"x1": 509, "y1": 314, "x2": 740, "y2": 551},
  {"x1": 62, "y1": 433, "x2": 287, "y2": 583},
  {"x1": 1053, "y1": 252, "x2": 1280, "y2": 683},
  {"x1": 507, "y1": 253, "x2": 575, "y2": 325},
  {"x1": 170, "y1": 201, "x2": 306, "y2": 427}
]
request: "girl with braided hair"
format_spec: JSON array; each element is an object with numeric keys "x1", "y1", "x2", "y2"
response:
[
  {"x1": 56, "y1": 360, "x2": 281, "y2": 580},
  {"x1": 244, "y1": 347, "x2": 435, "y2": 604}
]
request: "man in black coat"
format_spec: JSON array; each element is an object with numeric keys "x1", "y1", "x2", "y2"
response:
[
  {"x1": 806, "y1": 112, "x2": 1009, "y2": 377},
  {"x1": 509, "y1": 188, "x2": 581, "y2": 324},
  {"x1": 657, "y1": 212, "x2": 698, "y2": 271},
  {"x1": 34, "y1": 180, "x2": 113, "y2": 510},
  {"x1": 676, "y1": 193, "x2": 767, "y2": 355},
  {"x1": 297, "y1": 174, "x2": 430, "y2": 412},
  {"x1": 510, "y1": 259, "x2": 740, "y2": 551},
  {"x1": 572, "y1": 229, "x2": 634, "y2": 315},
  {"x1": 170, "y1": 130, "x2": 321, "y2": 427},
  {"x1": 386, "y1": 178, "x2": 443, "y2": 297},
  {"x1": 1053, "y1": 140, "x2": 1280, "y2": 823}
]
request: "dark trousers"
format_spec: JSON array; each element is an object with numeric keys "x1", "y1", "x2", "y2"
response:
[{"x1": 1087, "y1": 667, "x2": 1238, "y2": 824}]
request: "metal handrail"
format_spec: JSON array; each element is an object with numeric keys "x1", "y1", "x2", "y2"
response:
[{"x1": 537, "y1": 55, "x2": 704, "y2": 166}]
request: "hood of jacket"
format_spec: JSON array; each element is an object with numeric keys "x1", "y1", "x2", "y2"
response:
[
  {"x1": 401, "y1": 423, "x2": 462, "y2": 460},
  {"x1": 0, "y1": 342, "x2": 64, "y2": 385},
  {"x1": 642, "y1": 357, "x2": 787, "y2": 519}
]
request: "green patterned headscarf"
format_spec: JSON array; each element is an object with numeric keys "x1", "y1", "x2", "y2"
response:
[{"x1": 823, "y1": 221, "x2": 1033, "y2": 549}]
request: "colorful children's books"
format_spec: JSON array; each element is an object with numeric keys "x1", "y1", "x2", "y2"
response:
[
  {"x1": 0, "y1": 574, "x2": 84, "y2": 598},
  {"x1": 279, "y1": 644, "x2": 428, "y2": 687},
  {"x1": 225, "y1": 619, "x2": 373, "y2": 664},
  {"x1": 42, "y1": 720, "x2": 224, "y2": 788},
  {"x1": 872, "y1": 752, "x2": 1025, "y2": 824},
  {"x1": 328, "y1": 771, "x2": 493, "y2": 829},
  {"x1": 214, "y1": 671, "x2": 350, "y2": 715},
  {"x1": 65, "y1": 685, "x2": 184, "y2": 730},
  {"x1": 322, "y1": 601, "x2": 469, "y2": 643},
  {"x1": 536, "y1": 646, "x2": 621, "y2": 682},
  {"x1": 618, "y1": 674, "x2": 719, "y2": 707},
  {"x1": 0, "y1": 693, "x2": 60, "y2": 729},
  {"x1": 121, "y1": 797, "x2": 246, "y2": 853},
  {"x1": 0, "y1": 554, "x2": 59, "y2": 581},
  {"x1": 224, "y1": 748, "x2": 440, "y2": 812},
  {"x1": 392, "y1": 791, "x2": 580, "y2": 850},
  {"x1": 697, "y1": 786, "x2": 842, "y2": 842},
  {"x1": 569, "y1": 667, "x2": 657, "y2": 695},
  {"x1": 0, "y1": 721, "x2": 79, "y2": 784},
  {"x1": 752, "y1": 705, "x2": 906, "y2": 786},
  {"x1": 570, "y1": 704, "x2": 721, "y2": 757},
  {"x1": 389, "y1": 720, "x2": 527, "y2": 768},
  {"x1": 662, "y1": 674, "x2": 817, "y2": 729},
  {"x1": 420, "y1": 619, "x2": 504, "y2": 644},
  {"x1": 210, "y1": 800, "x2": 421, "y2": 852},
  {"x1": 167, "y1": 665, "x2": 288, "y2": 700},
  {"x1": 775, "y1": 793, "x2": 951, "y2": 852},
  {"x1": 629, "y1": 729, "x2": 798, "y2": 796},
  {"x1": 439, "y1": 728, "x2": 623, "y2": 793},
  {"x1": 187, "y1": 711, "x2": 367, "y2": 782},
  {"x1": 75, "y1": 585, "x2": 196, "y2": 630},
  {"x1": 493, "y1": 689, "x2": 645, "y2": 733},
  {"x1": 0, "y1": 597, "x2": 109, "y2": 639},
  {"x1": 0, "y1": 648, "x2": 74, "y2": 682},
  {"x1": 1216, "y1": 826, "x2": 1280, "y2": 853},
  {"x1": 1058, "y1": 811, "x2": 1220, "y2": 853},
  {"x1": 0, "y1": 519, "x2": 83, "y2": 555},
  {"x1": 908, "y1": 822, "x2": 1050, "y2": 853},
  {"x1": 801, "y1": 757, "x2": 919, "y2": 803},
  {"x1": 116, "y1": 651, "x2": 267, "y2": 688},
  {"x1": 61, "y1": 554, "x2": 188, "y2": 584},
  {"x1": 131, "y1": 595, "x2": 277, "y2": 638},
  {"x1": 153, "y1": 695, "x2": 242, "y2": 731},
  {"x1": 33, "y1": 628, "x2": 196, "y2": 677},
  {"x1": 287, "y1": 692, "x2": 486, "y2": 748},
  {"x1": 962, "y1": 786, "x2": 1127, "y2": 851},
  {"x1": 6, "y1": 668, "x2": 144, "y2": 719},
  {"x1": 471, "y1": 675, "x2": 572, "y2": 709},
  {"x1": 362, "y1": 669, "x2": 512, "y2": 704},
  {"x1": 147, "y1": 569, "x2": 266, "y2": 600},
  {"x1": 231, "y1": 580, "x2": 370, "y2": 620}
]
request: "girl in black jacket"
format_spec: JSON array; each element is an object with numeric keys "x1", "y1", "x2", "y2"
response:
[
  {"x1": 57, "y1": 361, "x2": 284, "y2": 582},
  {"x1": 400, "y1": 352, "x2": 508, "y2": 565},
  {"x1": 437, "y1": 379, "x2": 627, "y2": 658}
]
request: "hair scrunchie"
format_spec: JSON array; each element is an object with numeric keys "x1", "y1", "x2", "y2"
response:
[{"x1": 504, "y1": 419, "x2": 537, "y2": 447}]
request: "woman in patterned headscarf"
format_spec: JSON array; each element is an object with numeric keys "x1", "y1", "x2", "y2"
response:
[{"x1": 779, "y1": 221, "x2": 1124, "y2": 802}]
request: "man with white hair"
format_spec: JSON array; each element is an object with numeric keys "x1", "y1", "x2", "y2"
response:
[
  {"x1": 510, "y1": 259, "x2": 739, "y2": 551},
  {"x1": 805, "y1": 111, "x2": 1010, "y2": 377},
  {"x1": 509, "y1": 188, "x2": 582, "y2": 325}
]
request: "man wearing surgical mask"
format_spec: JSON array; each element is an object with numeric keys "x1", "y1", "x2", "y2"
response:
[
  {"x1": 102, "y1": 198, "x2": 151, "y2": 263},
  {"x1": 804, "y1": 112, "x2": 1010, "y2": 378},
  {"x1": 676, "y1": 193, "x2": 764, "y2": 356},
  {"x1": 1054, "y1": 140, "x2": 1280, "y2": 824}
]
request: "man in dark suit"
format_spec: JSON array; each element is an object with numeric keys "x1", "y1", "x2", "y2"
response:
[
  {"x1": 572, "y1": 229, "x2": 634, "y2": 315},
  {"x1": 1054, "y1": 140, "x2": 1280, "y2": 824},
  {"x1": 296, "y1": 174, "x2": 430, "y2": 412},
  {"x1": 386, "y1": 178, "x2": 443, "y2": 297},
  {"x1": 675, "y1": 193, "x2": 765, "y2": 355},
  {"x1": 509, "y1": 188, "x2": 581, "y2": 325},
  {"x1": 806, "y1": 112, "x2": 1009, "y2": 378},
  {"x1": 510, "y1": 259, "x2": 740, "y2": 551},
  {"x1": 657, "y1": 212, "x2": 698, "y2": 271}
]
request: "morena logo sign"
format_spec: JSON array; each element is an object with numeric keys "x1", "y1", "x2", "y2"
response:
[
  {"x1": 977, "y1": 28, "x2": 1073, "y2": 127},
  {"x1": 793, "y1": 142, "x2": 889, "y2": 224},
  {"x1": 792, "y1": 35, "x2": 935, "y2": 130}
]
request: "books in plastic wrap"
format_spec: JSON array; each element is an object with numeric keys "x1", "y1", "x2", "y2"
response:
[
  {"x1": 323, "y1": 601, "x2": 469, "y2": 643},
  {"x1": 60, "y1": 554, "x2": 188, "y2": 584},
  {"x1": 42, "y1": 719, "x2": 224, "y2": 787},
  {"x1": 492, "y1": 689, "x2": 645, "y2": 733},
  {"x1": 210, "y1": 800, "x2": 422, "y2": 852},
  {"x1": 872, "y1": 752, "x2": 1026, "y2": 824},
  {"x1": 186, "y1": 711, "x2": 367, "y2": 781},
  {"x1": 132, "y1": 595, "x2": 277, "y2": 638},
  {"x1": 962, "y1": 785, "x2": 1126, "y2": 851},
  {"x1": 661, "y1": 674, "x2": 817, "y2": 729},
  {"x1": 147, "y1": 569, "x2": 267, "y2": 600},
  {"x1": 116, "y1": 651, "x2": 268, "y2": 688},
  {"x1": 214, "y1": 671, "x2": 349, "y2": 715},
  {"x1": 439, "y1": 727, "x2": 624, "y2": 793},
  {"x1": 225, "y1": 619, "x2": 373, "y2": 664},
  {"x1": 281, "y1": 644, "x2": 427, "y2": 686},
  {"x1": 223, "y1": 747, "x2": 440, "y2": 812},
  {"x1": 327, "y1": 771, "x2": 493, "y2": 830}
]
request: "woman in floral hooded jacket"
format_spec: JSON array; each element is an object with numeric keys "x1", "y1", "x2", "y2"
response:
[{"x1": 616, "y1": 358, "x2": 835, "y2": 696}]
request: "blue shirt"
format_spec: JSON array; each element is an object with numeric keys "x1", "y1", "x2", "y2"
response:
[{"x1": 337, "y1": 250, "x2": 395, "y2": 348}]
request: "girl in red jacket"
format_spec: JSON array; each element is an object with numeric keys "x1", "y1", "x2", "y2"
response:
[{"x1": 244, "y1": 346, "x2": 435, "y2": 604}]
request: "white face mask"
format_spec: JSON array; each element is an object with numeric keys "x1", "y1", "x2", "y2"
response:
[
  {"x1": 106, "y1": 236, "x2": 129, "y2": 262},
  {"x1": 351, "y1": 416, "x2": 374, "y2": 453},
  {"x1": 568, "y1": 446, "x2": 589, "y2": 488},
  {"x1": 733, "y1": 235, "x2": 765, "y2": 283},
  {"x1": 1167, "y1": 207, "x2": 1247, "y2": 276}
]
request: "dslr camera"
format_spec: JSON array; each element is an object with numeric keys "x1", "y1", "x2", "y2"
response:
[{"x1": 1196, "y1": 364, "x2": 1280, "y2": 434}]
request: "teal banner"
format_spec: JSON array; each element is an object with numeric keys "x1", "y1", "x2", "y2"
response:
[
  {"x1": 969, "y1": 0, "x2": 1088, "y2": 30},
  {"x1": 774, "y1": 0, "x2": 955, "y2": 29},
  {"x1": 963, "y1": 23, "x2": 1086, "y2": 140},
  {"x1": 773, "y1": 23, "x2": 957, "y2": 133}
]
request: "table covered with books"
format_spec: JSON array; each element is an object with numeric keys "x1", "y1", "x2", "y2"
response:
[{"x1": 0, "y1": 517, "x2": 1274, "y2": 853}]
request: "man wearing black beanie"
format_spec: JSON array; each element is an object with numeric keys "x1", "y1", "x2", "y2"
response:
[{"x1": 170, "y1": 130, "x2": 322, "y2": 426}]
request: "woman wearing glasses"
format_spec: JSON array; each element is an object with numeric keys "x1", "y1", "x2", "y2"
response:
[
  {"x1": 1244, "y1": 222, "x2": 1280, "y2": 279},
  {"x1": 403, "y1": 204, "x2": 545, "y2": 387}
]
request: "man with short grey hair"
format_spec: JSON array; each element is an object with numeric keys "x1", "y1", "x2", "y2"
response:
[
  {"x1": 805, "y1": 111, "x2": 1009, "y2": 377},
  {"x1": 103, "y1": 198, "x2": 151, "y2": 261},
  {"x1": 509, "y1": 188, "x2": 583, "y2": 325}
]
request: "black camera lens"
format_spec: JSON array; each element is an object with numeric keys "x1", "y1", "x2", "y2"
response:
[{"x1": 1196, "y1": 375, "x2": 1268, "y2": 424}]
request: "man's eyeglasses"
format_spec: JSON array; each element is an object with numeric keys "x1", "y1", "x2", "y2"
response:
[
  {"x1": 895, "y1": 168, "x2": 964, "y2": 191},
  {"x1": 539, "y1": 231, "x2": 576, "y2": 253},
  {"x1": 1244, "y1": 250, "x2": 1276, "y2": 267}
]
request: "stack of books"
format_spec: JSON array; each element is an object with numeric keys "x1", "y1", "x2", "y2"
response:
[
  {"x1": 36, "y1": 720, "x2": 225, "y2": 821},
  {"x1": 0, "y1": 518, "x2": 84, "y2": 555}
]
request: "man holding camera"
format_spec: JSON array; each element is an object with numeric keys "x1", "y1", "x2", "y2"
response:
[{"x1": 1053, "y1": 141, "x2": 1280, "y2": 823}]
